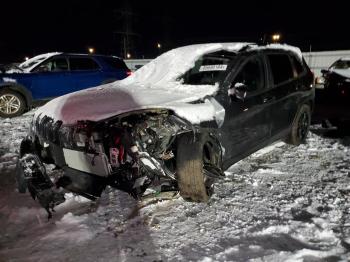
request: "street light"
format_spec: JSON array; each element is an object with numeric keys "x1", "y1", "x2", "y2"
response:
[
  {"x1": 127, "y1": 53, "x2": 131, "y2": 59},
  {"x1": 25, "y1": 57, "x2": 29, "y2": 61},
  {"x1": 88, "y1": 47, "x2": 95, "y2": 54},
  {"x1": 271, "y1": 34, "x2": 281, "y2": 42},
  {"x1": 157, "y1": 43, "x2": 161, "y2": 49}
]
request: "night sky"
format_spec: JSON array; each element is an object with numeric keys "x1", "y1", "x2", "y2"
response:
[{"x1": 1, "y1": 0, "x2": 349, "y2": 63}]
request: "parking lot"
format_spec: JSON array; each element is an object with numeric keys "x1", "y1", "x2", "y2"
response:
[{"x1": 1, "y1": 109, "x2": 349, "y2": 261}]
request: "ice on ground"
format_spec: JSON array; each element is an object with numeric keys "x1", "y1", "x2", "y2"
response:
[{"x1": 1, "y1": 110, "x2": 350, "y2": 261}]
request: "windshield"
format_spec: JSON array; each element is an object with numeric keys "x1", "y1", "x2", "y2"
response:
[
  {"x1": 180, "y1": 51, "x2": 236, "y2": 85},
  {"x1": 18, "y1": 52, "x2": 61, "y2": 72},
  {"x1": 118, "y1": 43, "x2": 248, "y2": 87},
  {"x1": 20, "y1": 57, "x2": 47, "y2": 70},
  {"x1": 330, "y1": 60, "x2": 350, "y2": 70}
]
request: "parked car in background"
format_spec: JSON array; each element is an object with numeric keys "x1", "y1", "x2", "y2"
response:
[
  {"x1": 16, "y1": 43, "x2": 314, "y2": 218},
  {"x1": 124, "y1": 59, "x2": 152, "y2": 72},
  {"x1": 313, "y1": 57, "x2": 350, "y2": 128},
  {"x1": 0, "y1": 53, "x2": 131, "y2": 117}
]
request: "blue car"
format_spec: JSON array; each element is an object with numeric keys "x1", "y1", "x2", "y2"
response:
[{"x1": 0, "y1": 53, "x2": 131, "y2": 117}]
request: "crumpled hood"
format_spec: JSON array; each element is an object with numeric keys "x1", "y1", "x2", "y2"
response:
[{"x1": 34, "y1": 82, "x2": 224, "y2": 126}]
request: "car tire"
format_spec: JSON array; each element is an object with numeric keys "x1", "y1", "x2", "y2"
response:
[
  {"x1": 285, "y1": 104, "x2": 311, "y2": 145},
  {"x1": 0, "y1": 89, "x2": 26, "y2": 118},
  {"x1": 176, "y1": 133, "x2": 212, "y2": 202}
]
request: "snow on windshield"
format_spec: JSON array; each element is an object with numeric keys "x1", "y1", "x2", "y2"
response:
[{"x1": 118, "y1": 43, "x2": 251, "y2": 87}]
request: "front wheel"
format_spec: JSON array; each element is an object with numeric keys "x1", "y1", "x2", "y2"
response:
[
  {"x1": 176, "y1": 133, "x2": 213, "y2": 202},
  {"x1": 0, "y1": 90, "x2": 26, "y2": 118},
  {"x1": 285, "y1": 104, "x2": 311, "y2": 145}
]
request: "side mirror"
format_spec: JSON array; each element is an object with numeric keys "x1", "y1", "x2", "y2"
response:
[
  {"x1": 35, "y1": 65, "x2": 49, "y2": 73},
  {"x1": 321, "y1": 69, "x2": 328, "y2": 75},
  {"x1": 228, "y1": 82, "x2": 247, "y2": 101}
]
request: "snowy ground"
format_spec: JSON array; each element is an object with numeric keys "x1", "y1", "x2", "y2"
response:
[{"x1": 1, "y1": 110, "x2": 350, "y2": 261}]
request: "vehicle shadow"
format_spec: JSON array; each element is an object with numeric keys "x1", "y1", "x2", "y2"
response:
[{"x1": 310, "y1": 125, "x2": 350, "y2": 146}]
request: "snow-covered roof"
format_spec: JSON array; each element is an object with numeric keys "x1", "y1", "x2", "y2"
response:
[
  {"x1": 18, "y1": 52, "x2": 62, "y2": 72},
  {"x1": 255, "y1": 43, "x2": 303, "y2": 60},
  {"x1": 119, "y1": 43, "x2": 252, "y2": 87}
]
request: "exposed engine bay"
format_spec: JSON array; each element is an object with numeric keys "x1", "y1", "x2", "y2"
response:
[{"x1": 17, "y1": 110, "x2": 223, "y2": 218}]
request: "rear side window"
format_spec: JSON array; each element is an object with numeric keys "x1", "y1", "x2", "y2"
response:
[
  {"x1": 291, "y1": 55, "x2": 305, "y2": 76},
  {"x1": 69, "y1": 57, "x2": 100, "y2": 71},
  {"x1": 233, "y1": 57, "x2": 263, "y2": 92},
  {"x1": 103, "y1": 57, "x2": 128, "y2": 70},
  {"x1": 268, "y1": 54, "x2": 294, "y2": 85}
]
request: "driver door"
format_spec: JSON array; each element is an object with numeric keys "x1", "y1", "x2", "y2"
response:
[
  {"x1": 30, "y1": 57, "x2": 74, "y2": 99},
  {"x1": 218, "y1": 55, "x2": 271, "y2": 166}
]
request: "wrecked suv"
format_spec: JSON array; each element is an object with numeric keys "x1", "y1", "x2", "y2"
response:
[{"x1": 16, "y1": 43, "x2": 314, "y2": 217}]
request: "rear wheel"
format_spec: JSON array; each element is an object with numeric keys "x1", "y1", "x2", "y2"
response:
[
  {"x1": 285, "y1": 104, "x2": 311, "y2": 145},
  {"x1": 176, "y1": 133, "x2": 213, "y2": 202},
  {"x1": 0, "y1": 90, "x2": 26, "y2": 118}
]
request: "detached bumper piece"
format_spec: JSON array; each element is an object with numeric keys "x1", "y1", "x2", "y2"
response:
[{"x1": 17, "y1": 154, "x2": 65, "y2": 219}]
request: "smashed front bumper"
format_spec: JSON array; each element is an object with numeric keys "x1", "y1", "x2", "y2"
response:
[{"x1": 16, "y1": 152, "x2": 65, "y2": 219}]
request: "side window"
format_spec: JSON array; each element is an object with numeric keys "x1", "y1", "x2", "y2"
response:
[
  {"x1": 34, "y1": 58, "x2": 68, "y2": 72},
  {"x1": 233, "y1": 57, "x2": 263, "y2": 92},
  {"x1": 291, "y1": 55, "x2": 305, "y2": 76},
  {"x1": 69, "y1": 58, "x2": 100, "y2": 71},
  {"x1": 268, "y1": 54, "x2": 294, "y2": 85},
  {"x1": 103, "y1": 57, "x2": 128, "y2": 70}
]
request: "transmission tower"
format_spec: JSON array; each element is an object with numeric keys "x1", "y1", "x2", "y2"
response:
[{"x1": 113, "y1": 1, "x2": 139, "y2": 58}]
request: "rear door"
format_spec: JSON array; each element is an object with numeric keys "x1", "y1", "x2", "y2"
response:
[
  {"x1": 265, "y1": 52, "x2": 298, "y2": 136},
  {"x1": 100, "y1": 57, "x2": 130, "y2": 80},
  {"x1": 219, "y1": 54, "x2": 271, "y2": 164},
  {"x1": 68, "y1": 57, "x2": 104, "y2": 91},
  {"x1": 30, "y1": 56, "x2": 73, "y2": 99}
]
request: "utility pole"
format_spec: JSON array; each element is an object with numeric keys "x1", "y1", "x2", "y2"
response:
[{"x1": 113, "y1": 0, "x2": 139, "y2": 59}]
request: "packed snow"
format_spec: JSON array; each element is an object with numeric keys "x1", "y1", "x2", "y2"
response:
[{"x1": 1, "y1": 110, "x2": 350, "y2": 261}]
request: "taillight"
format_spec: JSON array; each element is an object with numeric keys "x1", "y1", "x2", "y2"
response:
[{"x1": 126, "y1": 70, "x2": 132, "y2": 77}]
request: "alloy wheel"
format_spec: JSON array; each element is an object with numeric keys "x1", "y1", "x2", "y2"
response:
[{"x1": 0, "y1": 94, "x2": 21, "y2": 115}]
